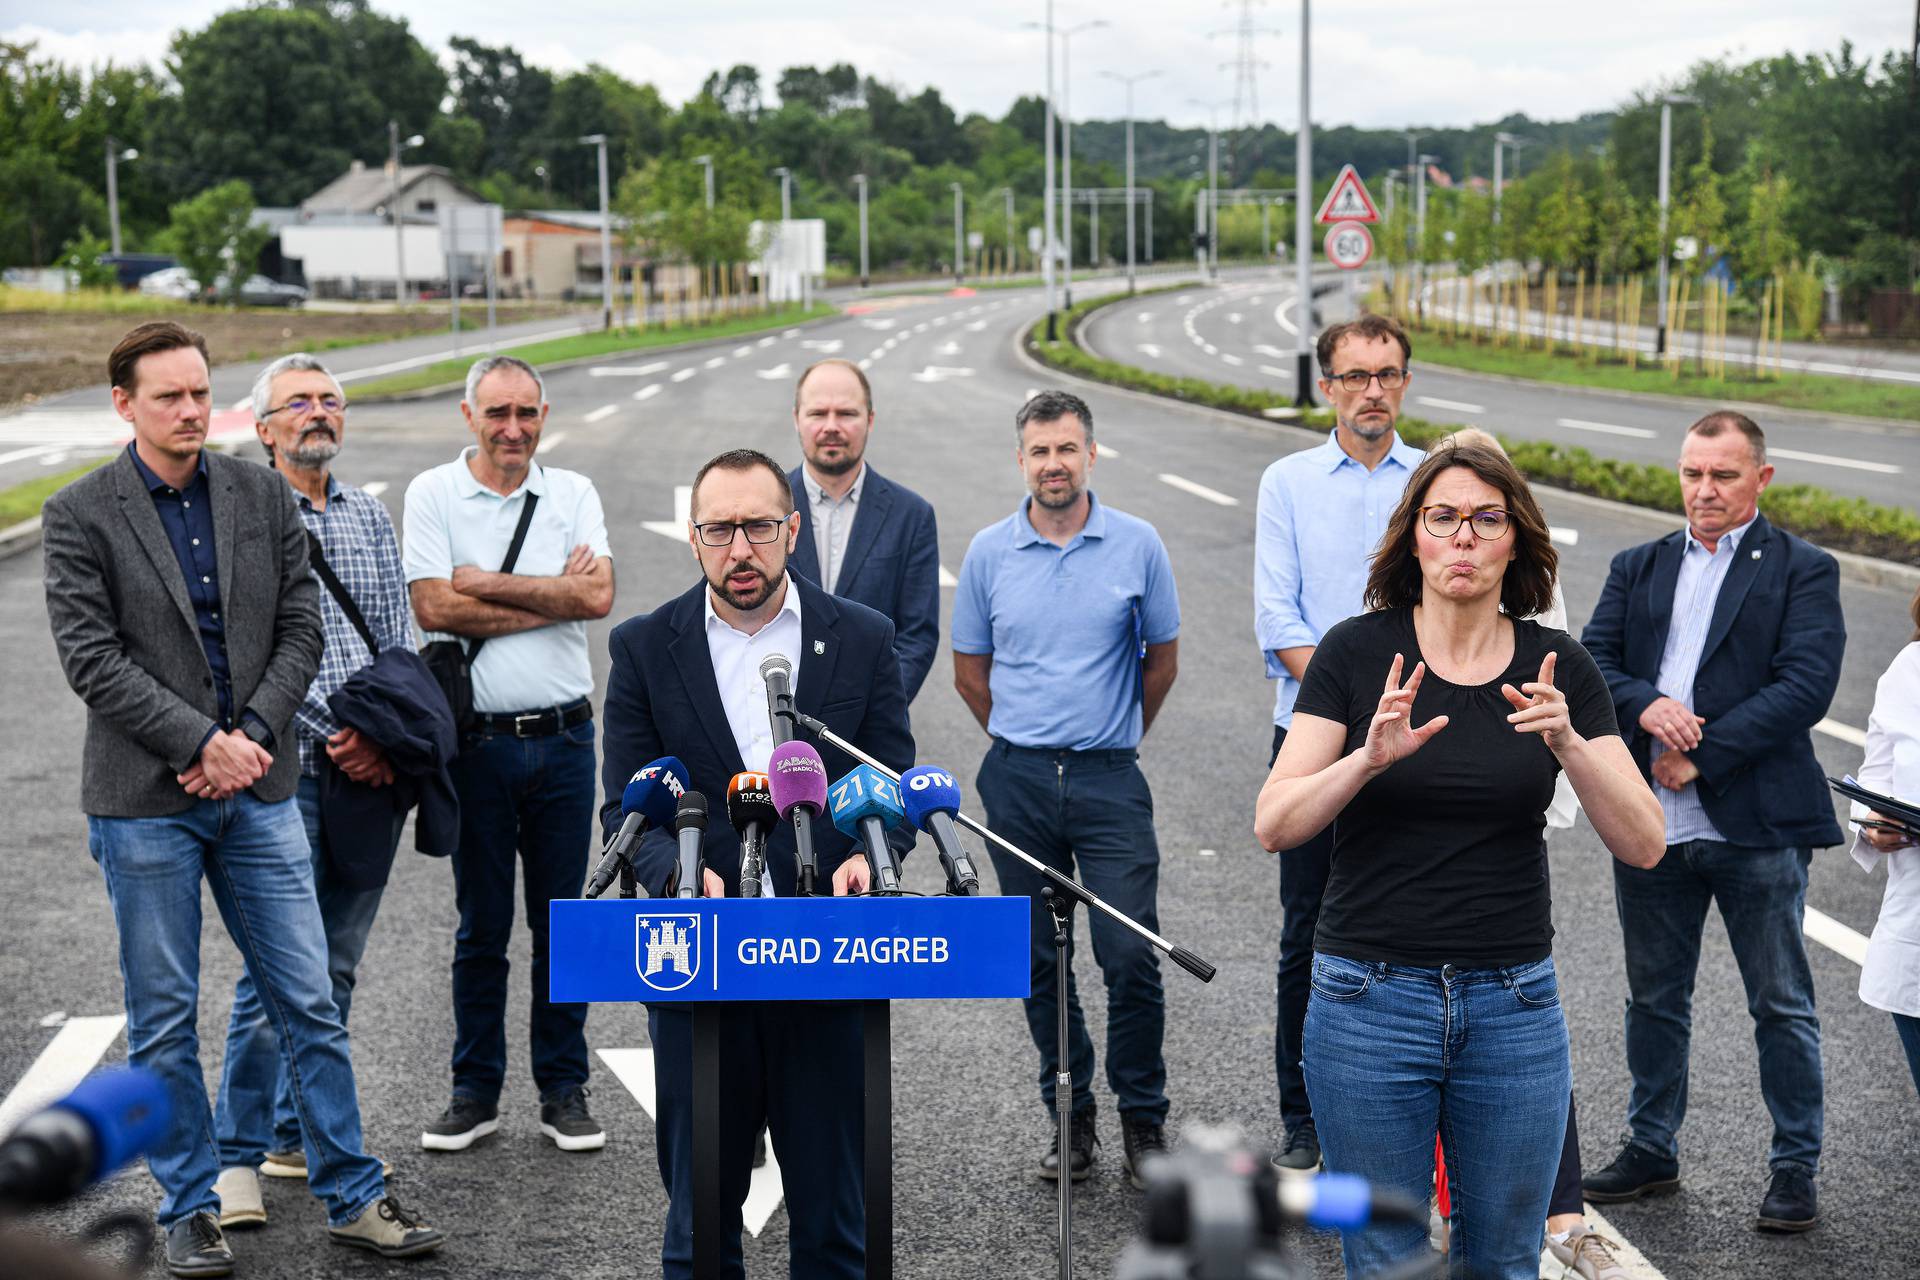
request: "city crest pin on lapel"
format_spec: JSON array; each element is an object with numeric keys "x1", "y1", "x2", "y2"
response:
[{"x1": 814, "y1": 640, "x2": 826, "y2": 655}]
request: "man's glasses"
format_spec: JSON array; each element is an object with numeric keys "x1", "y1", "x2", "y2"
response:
[
  {"x1": 693, "y1": 514, "x2": 793, "y2": 547},
  {"x1": 1419, "y1": 506, "x2": 1511, "y2": 540},
  {"x1": 265, "y1": 394, "x2": 346, "y2": 417},
  {"x1": 482, "y1": 405, "x2": 543, "y2": 422},
  {"x1": 1326, "y1": 367, "x2": 1408, "y2": 392}
]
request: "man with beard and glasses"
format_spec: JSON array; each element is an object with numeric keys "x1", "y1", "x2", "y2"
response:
[
  {"x1": 208, "y1": 354, "x2": 416, "y2": 1230},
  {"x1": 785, "y1": 358, "x2": 940, "y2": 702},
  {"x1": 1253, "y1": 313, "x2": 1423, "y2": 1173},
  {"x1": 402, "y1": 355, "x2": 616, "y2": 1156},
  {"x1": 598, "y1": 447, "x2": 913, "y2": 1278},
  {"x1": 952, "y1": 389, "x2": 1182, "y2": 1191}
]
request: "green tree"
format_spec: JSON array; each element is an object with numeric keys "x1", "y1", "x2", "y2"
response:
[
  {"x1": 60, "y1": 229, "x2": 117, "y2": 287},
  {"x1": 1525, "y1": 152, "x2": 1594, "y2": 271},
  {"x1": 1730, "y1": 149, "x2": 1799, "y2": 284},
  {"x1": 163, "y1": 180, "x2": 267, "y2": 300},
  {"x1": 0, "y1": 146, "x2": 103, "y2": 266},
  {"x1": 446, "y1": 37, "x2": 554, "y2": 178}
]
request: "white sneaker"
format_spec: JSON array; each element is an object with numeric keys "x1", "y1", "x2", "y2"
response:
[
  {"x1": 214, "y1": 1165, "x2": 266, "y2": 1229},
  {"x1": 1546, "y1": 1225, "x2": 1631, "y2": 1280}
]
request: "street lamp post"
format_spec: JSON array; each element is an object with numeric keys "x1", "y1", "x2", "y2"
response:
[
  {"x1": 693, "y1": 154, "x2": 715, "y2": 210},
  {"x1": 854, "y1": 174, "x2": 870, "y2": 288},
  {"x1": 1023, "y1": 4, "x2": 1059, "y2": 339},
  {"x1": 1191, "y1": 99, "x2": 1224, "y2": 280},
  {"x1": 1655, "y1": 95, "x2": 1697, "y2": 356},
  {"x1": 104, "y1": 138, "x2": 137, "y2": 258},
  {"x1": 1293, "y1": 0, "x2": 1315, "y2": 405},
  {"x1": 1403, "y1": 132, "x2": 1419, "y2": 265},
  {"x1": 950, "y1": 183, "x2": 965, "y2": 285},
  {"x1": 1103, "y1": 69, "x2": 1161, "y2": 294},
  {"x1": 1492, "y1": 130, "x2": 1521, "y2": 260},
  {"x1": 1056, "y1": 18, "x2": 1109, "y2": 307},
  {"x1": 580, "y1": 133, "x2": 612, "y2": 330},
  {"x1": 389, "y1": 121, "x2": 424, "y2": 304}
]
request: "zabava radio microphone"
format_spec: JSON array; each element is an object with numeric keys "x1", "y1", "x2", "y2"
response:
[{"x1": 767, "y1": 740, "x2": 828, "y2": 895}]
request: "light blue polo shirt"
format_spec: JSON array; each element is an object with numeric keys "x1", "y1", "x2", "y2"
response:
[{"x1": 952, "y1": 493, "x2": 1180, "y2": 751}]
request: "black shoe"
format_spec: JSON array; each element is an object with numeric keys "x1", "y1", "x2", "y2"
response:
[
  {"x1": 1756, "y1": 1167, "x2": 1819, "y2": 1233},
  {"x1": 1039, "y1": 1106, "x2": 1098, "y2": 1182},
  {"x1": 1274, "y1": 1122, "x2": 1321, "y2": 1173},
  {"x1": 539, "y1": 1085, "x2": 606, "y2": 1152},
  {"x1": 1120, "y1": 1114, "x2": 1169, "y2": 1190},
  {"x1": 1582, "y1": 1141, "x2": 1680, "y2": 1203},
  {"x1": 165, "y1": 1211, "x2": 234, "y2": 1278},
  {"x1": 421, "y1": 1095, "x2": 499, "y2": 1152}
]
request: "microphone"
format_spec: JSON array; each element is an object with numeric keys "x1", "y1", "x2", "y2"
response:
[
  {"x1": 768, "y1": 740, "x2": 828, "y2": 896},
  {"x1": 759, "y1": 652, "x2": 796, "y2": 746},
  {"x1": 670, "y1": 792, "x2": 709, "y2": 899},
  {"x1": 1275, "y1": 1172, "x2": 1427, "y2": 1230},
  {"x1": 827, "y1": 764, "x2": 905, "y2": 894},
  {"x1": 899, "y1": 765, "x2": 982, "y2": 896},
  {"x1": 584, "y1": 757, "x2": 688, "y2": 898},
  {"x1": 0, "y1": 1067, "x2": 171, "y2": 1210},
  {"x1": 726, "y1": 772, "x2": 776, "y2": 898}
]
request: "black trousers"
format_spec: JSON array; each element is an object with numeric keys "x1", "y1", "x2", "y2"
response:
[{"x1": 1270, "y1": 724, "x2": 1334, "y2": 1133}]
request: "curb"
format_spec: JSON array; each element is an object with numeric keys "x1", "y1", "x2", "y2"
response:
[{"x1": 0, "y1": 515, "x2": 41, "y2": 566}]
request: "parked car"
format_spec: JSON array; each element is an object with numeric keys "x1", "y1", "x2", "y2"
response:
[
  {"x1": 135, "y1": 268, "x2": 308, "y2": 307},
  {"x1": 237, "y1": 275, "x2": 308, "y2": 308},
  {"x1": 137, "y1": 266, "x2": 199, "y2": 300}
]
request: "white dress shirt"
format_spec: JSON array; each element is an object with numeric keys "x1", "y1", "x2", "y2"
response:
[
  {"x1": 1851, "y1": 641, "x2": 1920, "y2": 1018},
  {"x1": 704, "y1": 578, "x2": 803, "y2": 776},
  {"x1": 805, "y1": 462, "x2": 866, "y2": 594}
]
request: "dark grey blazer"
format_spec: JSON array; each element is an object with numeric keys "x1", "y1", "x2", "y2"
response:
[{"x1": 44, "y1": 447, "x2": 323, "y2": 817}]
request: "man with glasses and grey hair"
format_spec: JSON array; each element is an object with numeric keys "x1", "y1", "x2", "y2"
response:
[
  {"x1": 1253, "y1": 313, "x2": 1423, "y2": 1173},
  {"x1": 207, "y1": 354, "x2": 417, "y2": 1230},
  {"x1": 402, "y1": 355, "x2": 615, "y2": 1154}
]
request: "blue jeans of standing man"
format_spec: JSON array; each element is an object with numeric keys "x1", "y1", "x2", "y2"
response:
[
  {"x1": 1303, "y1": 953, "x2": 1571, "y2": 1280},
  {"x1": 215, "y1": 774, "x2": 397, "y2": 1167},
  {"x1": 447, "y1": 719, "x2": 597, "y2": 1104},
  {"x1": 976, "y1": 740, "x2": 1168, "y2": 1123},
  {"x1": 1612, "y1": 841, "x2": 1823, "y2": 1174},
  {"x1": 87, "y1": 793, "x2": 386, "y2": 1228}
]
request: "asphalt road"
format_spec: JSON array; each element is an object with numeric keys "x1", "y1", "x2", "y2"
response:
[{"x1": 4, "y1": 278, "x2": 1919, "y2": 1279}]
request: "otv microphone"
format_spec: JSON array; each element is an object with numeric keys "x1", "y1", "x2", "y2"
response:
[
  {"x1": 759, "y1": 652, "x2": 796, "y2": 746},
  {"x1": 726, "y1": 772, "x2": 776, "y2": 898},
  {"x1": 767, "y1": 740, "x2": 828, "y2": 896},
  {"x1": 828, "y1": 764, "x2": 905, "y2": 894},
  {"x1": 899, "y1": 765, "x2": 982, "y2": 896},
  {"x1": 670, "y1": 792, "x2": 709, "y2": 899},
  {"x1": 0, "y1": 1067, "x2": 170, "y2": 1211},
  {"x1": 583, "y1": 757, "x2": 687, "y2": 898}
]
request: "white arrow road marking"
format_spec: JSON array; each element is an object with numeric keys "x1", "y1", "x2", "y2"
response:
[
  {"x1": 801, "y1": 339, "x2": 844, "y2": 352},
  {"x1": 1137, "y1": 344, "x2": 1163, "y2": 358},
  {"x1": 634, "y1": 384, "x2": 663, "y2": 402},
  {"x1": 362, "y1": 481, "x2": 389, "y2": 498},
  {"x1": 536, "y1": 432, "x2": 566, "y2": 454},
  {"x1": 1416, "y1": 396, "x2": 1485, "y2": 414},
  {"x1": 671, "y1": 368, "x2": 697, "y2": 383},
  {"x1": 590, "y1": 361, "x2": 670, "y2": 377},
  {"x1": 939, "y1": 565, "x2": 959, "y2": 588},
  {"x1": 1557, "y1": 417, "x2": 1656, "y2": 439},
  {"x1": 643, "y1": 485, "x2": 693, "y2": 542},
  {"x1": 909, "y1": 366, "x2": 976, "y2": 383},
  {"x1": 585, "y1": 404, "x2": 619, "y2": 424},
  {"x1": 756, "y1": 363, "x2": 794, "y2": 380},
  {"x1": 1158, "y1": 473, "x2": 1238, "y2": 506},
  {"x1": 598, "y1": 1048, "x2": 787, "y2": 1237},
  {"x1": 0, "y1": 1015, "x2": 126, "y2": 1140},
  {"x1": 1767, "y1": 447, "x2": 1901, "y2": 475}
]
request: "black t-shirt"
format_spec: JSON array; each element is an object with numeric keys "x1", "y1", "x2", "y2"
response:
[{"x1": 1292, "y1": 607, "x2": 1619, "y2": 968}]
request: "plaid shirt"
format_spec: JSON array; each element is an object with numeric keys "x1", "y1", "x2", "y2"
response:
[{"x1": 294, "y1": 475, "x2": 415, "y2": 777}]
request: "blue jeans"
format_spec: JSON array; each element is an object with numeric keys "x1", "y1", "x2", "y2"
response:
[
  {"x1": 1613, "y1": 841, "x2": 1823, "y2": 1174},
  {"x1": 1303, "y1": 953, "x2": 1570, "y2": 1280},
  {"x1": 447, "y1": 719, "x2": 597, "y2": 1103},
  {"x1": 87, "y1": 793, "x2": 386, "y2": 1228},
  {"x1": 1896, "y1": 1013, "x2": 1920, "y2": 1100},
  {"x1": 976, "y1": 741, "x2": 1168, "y2": 1123},
  {"x1": 214, "y1": 775, "x2": 395, "y2": 1167}
]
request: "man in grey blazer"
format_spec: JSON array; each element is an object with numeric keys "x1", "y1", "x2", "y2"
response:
[{"x1": 43, "y1": 322, "x2": 443, "y2": 1276}]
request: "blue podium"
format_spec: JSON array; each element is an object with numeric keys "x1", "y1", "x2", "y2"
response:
[{"x1": 551, "y1": 896, "x2": 1030, "y2": 1278}]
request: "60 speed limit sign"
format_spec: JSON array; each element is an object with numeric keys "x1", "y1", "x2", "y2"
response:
[{"x1": 1324, "y1": 220, "x2": 1373, "y2": 270}]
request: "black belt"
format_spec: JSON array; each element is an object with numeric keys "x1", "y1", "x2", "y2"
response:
[{"x1": 474, "y1": 697, "x2": 593, "y2": 738}]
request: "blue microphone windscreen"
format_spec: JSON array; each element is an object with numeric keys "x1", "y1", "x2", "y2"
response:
[
  {"x1": 57, "y1": 1067, "x2": 171, "y2": 1180},
  {"x1": 1303, "y1": 1173, "x2": 1374, "y2": 1230},
  {"x1": 627, "y1": 756, "x2": 688, "y2": 828},
  {"x1": 900, "y1": 765, "x2": 962, "y2": 831}
]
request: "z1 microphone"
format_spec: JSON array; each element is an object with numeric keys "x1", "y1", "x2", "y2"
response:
[
  {"x1": 899, "y1": 765, "x2": 982, "y2": 896},
  {"x1": 726, "y1": 772, "x2": 776, "y2": 898},
  {"x1": 0, "y1": 1067, "x2": 171, "y2": 1210},
  {"x1": 584, "y1": 757, "x2": 688, "y2": 898},
  {"x1": 828, "y1": 764, "x2": 905, "y2": 894},
  {"x1": 670, "y1": 792, "x2": 709, "y2": 899},
  {"x1": 759, "y1": 652, "x2": 796, "y2": 746},
  {"x1": 767, "y1": 740, "x2": 828, "y2": 896}
]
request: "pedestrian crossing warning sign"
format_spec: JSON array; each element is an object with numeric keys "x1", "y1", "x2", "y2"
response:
[{"x1": 1315, "y1": 165, "x2": 1381, "y2": 225}]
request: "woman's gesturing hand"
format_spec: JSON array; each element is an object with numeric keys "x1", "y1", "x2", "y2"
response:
[
  {"x1": 1502, "y1": 651, "x2": 1574, "y2": 754},
  {"x1": 1363, "y1": 653, "x2": 1449, "y2": 774}
]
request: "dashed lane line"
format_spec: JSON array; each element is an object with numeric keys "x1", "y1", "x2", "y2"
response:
[
  {"x1": 584, "y1": 404, "x2": 619, "y2": 424},
  {"x1": 536, "y1": 432, "x2": 566, "y2": 454},
  {"x1": 361, "y1": 481, "x2": 389, "y2": 498},
  {"x1": 589, "y1": 361, "x2": 670, "y2": 377},
  {"x1": 1816, "y1": 718, "x2": 1868, "y2": 748},
  {"x1": 671, "y1": 368, "x2": 697, "y2": 383},
  {"x1": 1556, "y1": 418, "x2": 1657, "y2": 440},
  {"x1": 1766, "y1": 447, "x2": 1901, "y2": 476},
  {"x1": 1804, "y1": 908, "x2": 1870, "y2": 966},
  {"x1": 1158, "y1": 473, "x2": 1238, "y2": 506},
  {"x1": 1416, "y1": 396, "x2": 1486, "y2": 415},
  {"x1": 633, "y1": 384, "x2": 662, "y2": 402}
]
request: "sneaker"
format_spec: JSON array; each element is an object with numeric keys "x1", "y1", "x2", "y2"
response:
[
  {"x1": 1273, "y1": 1121, "x2": 1321, "y2": 1173},
  {"x1": 1119, "y1": 1114, "x2": 1169, "y2": 1190},
  {"x1": 1581, "y1": 1141, "x2": 1680, "y2": 1204},
  {"x1": 1755, "y1": 1167, "x2": 1818, "y2": 1233},
  {"x1": 421, "y1": 1095, "x2": 499, "y2": 1152},
  {"x1": 259, "y1": 1147, "x2": 393, "y2": 1178},
  {"x1": 213, "y1": 1165, "x2": 265, "y2": 1230},
  {"x1": 327, "y1": 1188, "x2": 446, "y2": 1259},
  {"x1": 1546, "y1": 1225, "x2": 1630, "y2": 1280},
  {"x1": 1039, "y1": 1105, "x2": 1098, "y2": 1182},
  {"x1": 539, "y1": 1085, "x2": 606, "y2": 1152},
  {"x1": 164, "y1": 1211, "x2": 233, "y2": 1278}
]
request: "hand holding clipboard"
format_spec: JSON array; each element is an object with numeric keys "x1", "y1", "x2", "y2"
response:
[{"x1": 1828, "y1": 775, "x2": 1920, "y2": 850}]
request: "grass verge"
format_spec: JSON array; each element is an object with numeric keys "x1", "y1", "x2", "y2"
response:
[
  {"x1": 350, "y1": 304, "x2": 834, "y2": 399},
  {"x1": 0, "y1": 456, "x2": 114, "y2": 528},
  {"x1": 1029, "y1": 292, "x2": 1920, "y2": 567}
]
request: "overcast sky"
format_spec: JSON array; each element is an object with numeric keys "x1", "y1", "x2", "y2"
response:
[{"x1": 7, "y1": 2, "x2": 1908, "y2": 131}]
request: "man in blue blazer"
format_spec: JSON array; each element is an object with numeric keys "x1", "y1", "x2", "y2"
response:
[
  {"x1": 1580, "y1": 411, "x2": 1844, "y2": 1234},
  {"x1": 786, "y1": 358, "x2": 940, "y2": 702},
  {"x1": 599, "y1": 447, "x2": 914, "y2": 1279}
]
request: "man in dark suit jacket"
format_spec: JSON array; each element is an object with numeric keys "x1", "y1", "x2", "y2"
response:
[
  {"x1": 786, "y1": 358, "x2": 940, "y2": 702},
  {"x1": 42, "y1": 323, "x2": 442, "y2": 1272},
  {"x1": 1580, "y1": 411, "x2": 1843, "y2": 1235},
  {"x1": 600, "y1": 447, "x2": 913, "y2": 1279}
]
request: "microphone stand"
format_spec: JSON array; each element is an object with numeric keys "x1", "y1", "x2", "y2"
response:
[{"x1": 1042, "y1": 884, "x2": 1077, "y2": 1280}]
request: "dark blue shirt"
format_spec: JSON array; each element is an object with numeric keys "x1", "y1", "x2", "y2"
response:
[{"x1": 126, "y1": 444, "x2": 233, "y2": 728}]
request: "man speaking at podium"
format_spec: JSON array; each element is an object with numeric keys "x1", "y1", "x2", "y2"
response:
[{"x1": 599, "y1": 447, "x2": 914, "y2": 1278}]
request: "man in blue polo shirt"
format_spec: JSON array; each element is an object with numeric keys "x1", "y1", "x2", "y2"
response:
[{"x1": 952, "y1": 389, "x2": 1181, "y2": 1191}]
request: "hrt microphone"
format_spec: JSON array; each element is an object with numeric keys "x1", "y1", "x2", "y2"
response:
[
  {"x1": 828, "y1": 764, "x2": 905, "y2": 894},
  {"x1": 0, "y1": 1067, "x2": 170, "y2": 1210},
  {"x1": 768, "y1": 740, "x2": 828, "y2": 896},
  {"x1": 726, "y1": 772, "x2": 776, "y2": 898},
  {"x1": 583, "y1": 757, "x2": 688, "y2": 898},
  {"x1": 670, "y1": 792, "x2": 709, "y2": 899},
  {"x1": 759, "y1": 652, "x2": 796, "y2": 746},
  {"x1": 899, "y1": 765, "x2": 982, "y2": 896}
]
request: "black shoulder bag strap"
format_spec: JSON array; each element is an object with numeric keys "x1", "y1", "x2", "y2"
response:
[
  {"x1": 464, "y1": 491, "x2": 540, "y2": 665},
  {"x1": 308, "y1": 541, "x2": 381, "y2": 655}
]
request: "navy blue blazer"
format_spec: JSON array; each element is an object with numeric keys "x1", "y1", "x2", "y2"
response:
[
  {"x1": 1580, "y1": 514, "x2": 1845, "y2": 849},
  {"x1": 786, "y1": 463, "x2": 939, "y2": 703},
  {"x1": 599, "y1": 575, "x2": 916, "y2": 897}
]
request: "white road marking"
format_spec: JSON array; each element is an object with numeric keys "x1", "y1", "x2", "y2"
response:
[
  {"x1": 361, "y1": 481, "x2": 389, "y2": 498},
  {"x1": 590, "y1": 361, "x2": 669, "y2": 377},
  {"x1": 0, "y1": 444, "x2": 71, "y2": 466},
  {"x1": 0, "y1": 1014, "x2": 127, "y2": 1140},
  {"x1": 937, "y1": 341, "x2": 963, "y2": 356},
  {"x1": 1803, "y1": 907, "x2": 1870, "y2": 967},
  {"x1": 1138, "y1": 343, "x2": 1163, "y2": 358},
  {"x1": 801, "y1": 339, "x2": 844, "y2": 352},
  {"x1": 758, "y1": 335, "x2": 777, "y2": 347},
  {"x1": 1197, "y1": 848, "x2": 1218, "y2": 858},
  {"x1": 642, "y1": 485, "x2": 693, "y2": 541},
  {"x1": 1548, "y1": 526, "x2": 1579, "y2": 547},
  {"x1": 939, "y1": 565, "x2": 959, "y2": 588},
  {"x1": 1226, "y1": 312, "x2": 1243, "y2": 324},
  {"x1": 1220, "y1": 353, "x2": 1245, "y2": 366},
  {"x1": 703, "y1": 356, "x2": 726, "y2": 370},
  {"x1": 584, "y1": 404, "x2": 619, "y2": 424},
  {"x1": 733, "y1": 346, "x2": 752, "y2": 358},
  {"x1": 1417, "y1": 396, "x2": 1486, "y2": 414},
  {"x1": 633, "y1": 385, "x2": 662, "y2": 402},
  {"x1": 1557, "y1": 417, "x2": 1657, "y2": 440},
  {"x1": 1260, "y1": 365, "x2": 1293, "y2": 379},
  {"x1": 1097, "y1": 443, "x2": 1121, "y2": 459},
  {"x1": 964, "y1": 320, "x2": 988, "y2": 332},
  {"x1": 1816, "y1": 718, "x2": 1868, "y2": 748},
  {"x1": 1158, "y1": 473, "x2": 1238, "y2": 506},
  {"x1": 1137, "y1": 312, "x2": 1154, "y2": 323},
  {"x1": 756, "y1": 364, "x2": 794, "y2": 380},
  {"x1": 782, "y1": 328, "x2": 801, "y2": 338},
  {"x1": 1201, "y1": 343, "x2": 1219, "y2": 356},
  {"x1": 536, "y1": 432, "x2": 566, "y2": 454},
  {"x1": 39, "y1": 451, "x2": 70, "y2": 466},
  {"x1": 1766, "y1": 447, "x2": 1901, "y2": 475},
  {"x1": 671, "y1": 368, "x2": 697, "y2": 383},
  {"x1": 862, "y1": 319, "x2": 896, "y2": 330},
  {"x1": 858, "y1": 358, "x2": 873, "y2": 370},
  {"x1": 909, "y1": 366, "x2": 975, "y2": 383},
  {"x1": 1254, "y1": 344, "x2": 1289, "y2": 358}
]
